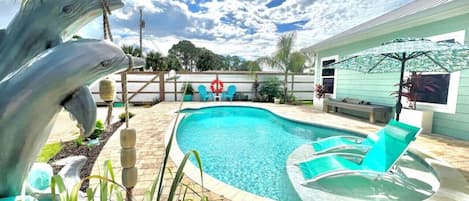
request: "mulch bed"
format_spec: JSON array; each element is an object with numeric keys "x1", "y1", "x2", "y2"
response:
[{"x1": 50, "y1": 121, "x2": 123, "y2": 191}]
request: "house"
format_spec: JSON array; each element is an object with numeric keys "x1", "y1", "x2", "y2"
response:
[{"x1": 304, "y1": 0, "x2": 469, "y2": 140}]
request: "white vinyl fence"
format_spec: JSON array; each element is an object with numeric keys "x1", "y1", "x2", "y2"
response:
[{"x1": 90, "y1": 71, "x2": 314, "y2": 104}]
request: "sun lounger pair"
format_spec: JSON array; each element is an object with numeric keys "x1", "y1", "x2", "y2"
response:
[{"x1": 299, "y1": 119, "x2": 421, "y2": 183}]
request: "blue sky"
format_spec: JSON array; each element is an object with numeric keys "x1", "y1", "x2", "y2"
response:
[{"x1": 0, "y1": 0, "x2": 413, "y2": 60}]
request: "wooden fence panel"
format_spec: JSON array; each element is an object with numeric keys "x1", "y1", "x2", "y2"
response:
[{"x1": 91, "y1": 71, "x2": 314, "y2": 103}]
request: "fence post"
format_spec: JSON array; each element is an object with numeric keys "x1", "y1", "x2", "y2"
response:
[
  {"x1": 120, "y1": 73, "x2": 126, "y2": 102},
  {"x1": 159, "y1": 72, "x2": 165, "y2": 101},
  {"x1": 174, "y1": 72, "x2": 177, "y2": 101},
  {"x1": 291, "y1": 73, "x2": 295, "y2": 97}
]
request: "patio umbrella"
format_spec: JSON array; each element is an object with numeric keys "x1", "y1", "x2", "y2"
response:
[{"x1": 326, "y1": 38, "x2": 469, "y2": 121}]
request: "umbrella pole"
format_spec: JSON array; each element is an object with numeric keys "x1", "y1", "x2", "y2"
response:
[{"x1": 396, "y1": 55, "x2": 406, "y2": 121}]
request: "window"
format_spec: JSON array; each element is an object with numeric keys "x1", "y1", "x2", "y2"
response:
[
  {"x1": 414, "y1": 73, "x2": 450, "y2": 104},
  {"x1": 320, "y1": 56, "x2": 338, "y2": 96},
  {"x1": 413, "y1": 30, "x2": 466, "y2": 114}
]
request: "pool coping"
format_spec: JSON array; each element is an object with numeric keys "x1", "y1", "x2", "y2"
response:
[{"x1": 166, "y1": 103, "x2": 469, "y2": 201}]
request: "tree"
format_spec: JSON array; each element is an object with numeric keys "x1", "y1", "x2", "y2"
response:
[
  {"x1": 145, "y1": 51, "x2": 164, "y2": 71},
  {"x1": 168, "y1": 40, "x2": 198, "y2": 71},
  {"x1": 165, "y1": 54, "x2": 182, "y2": 71},
  {"x1": 121, "y1": 45, "x2": 142, "y2": 57},
  {"x1": 196, "y1": 48, "x2": 223, "y2": 71},
  {"x1": 302, "y1": 49, "x2": 316, "y2": 74},
  {"x1": 231, "y1": 56, "x2": 241, "y2": 70},
  {"x1": 257, "y1": 32, "x2": 306, "y2": 102},
  {"x1": 239, "y1": 60, "x2": 261, "y2": 71}
]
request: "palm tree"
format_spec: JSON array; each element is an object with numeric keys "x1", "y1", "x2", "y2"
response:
[
  {"x1": 121, "y1": 45, "x2": 142, "y2": 57},
  {"x1": 146, "y1": 51, "x2": 164, "y2": 71},
  {"x1": 258, "y1": 33, "x2": 305, "y2": 102}
]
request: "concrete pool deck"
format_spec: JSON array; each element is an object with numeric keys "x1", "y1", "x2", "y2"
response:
[{"x1": 88, "y1": 102, "x2": 469, "y2": 201}]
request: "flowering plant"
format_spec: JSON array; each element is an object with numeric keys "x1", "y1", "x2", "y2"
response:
[{"x1": 314, "y1": 84, "x2": 328, "y2": 99}]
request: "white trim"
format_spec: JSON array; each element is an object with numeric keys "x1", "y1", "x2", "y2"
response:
[
  {"x1": 320, "y1": 55, "x2": 339, "y2": 99},
  {"x1": 411, "y1": 30, "x2": 466, "y2": 114},
  {"x1": 426, "y1": 30, "x2": 465, "y2": 44}
]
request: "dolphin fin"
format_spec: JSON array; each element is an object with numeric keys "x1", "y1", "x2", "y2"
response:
[{"x1": 62, "y1": 86, "x2": 96, "y2": 137}]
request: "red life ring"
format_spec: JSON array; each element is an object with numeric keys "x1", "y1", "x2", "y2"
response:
[{"x1": 210, "y1": 79, "x2": 224, "y2": 93}]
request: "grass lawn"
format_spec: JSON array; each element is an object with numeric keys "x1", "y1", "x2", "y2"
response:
[
  {"x1": 37, "y1": 142, "x2": 63, "y2": 163},
  {"x1": 300, "y1": 100, "x2": 313, "y2": 106}
]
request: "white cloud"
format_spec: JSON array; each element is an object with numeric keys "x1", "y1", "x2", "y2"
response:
[{"x1": 0, "y1": 0, "x2": 414, "y2": 60}]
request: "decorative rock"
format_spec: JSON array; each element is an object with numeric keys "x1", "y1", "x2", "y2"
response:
[
  {"x1": 121, "y1": 148, "x2": 136, "y2": 168},
  {"x1": 122, "y1": 167, "x2": 138, "y2": 188},
  {"x1": 99, "y1": 77, "x2": 116, "y2": 103},
  {"x1": 120, "y1": 128, "x2": 136, "y2": 148}
]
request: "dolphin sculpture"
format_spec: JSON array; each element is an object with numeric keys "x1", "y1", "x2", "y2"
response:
[
  {"x1": 0, "y1": 0, "x2": 124, "y2": 78},
  {"x1": 0, "y1": 0, "x2": 124, "y2": 136},
  {"x1": 0, "y1": 39, "x2": 143, "y2": 197}
]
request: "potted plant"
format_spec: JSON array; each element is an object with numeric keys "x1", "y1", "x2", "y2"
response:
[
  {"x1": 259, "y1": 77, "x2": 282, "y2": 103},
  {"x1": 392, "y1": 72, "x2": 439, "y2": 133},
  {"x1": 313, "y1": 84, "x2": 328, "y2": 111},
  {"x1": 181, "y1": 83, "x2": 194, "y2": 101}
]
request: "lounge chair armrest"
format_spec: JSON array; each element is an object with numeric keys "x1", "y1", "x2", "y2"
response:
[
  {"x1": 315, "y1": 144, "x2": 372, "y2": 155},
  {"x1": 301, "y1": 170, "x2": 385, "y2": 184},
  {"x1": 314, "y1": 135, "x2": 366, "y2": 144},
  {"x1": 295, "y1": 152, "x2": 366, "y2": 166},
  {"x1": 334, "y1": 152, "x2": 366, "y2": 163}
]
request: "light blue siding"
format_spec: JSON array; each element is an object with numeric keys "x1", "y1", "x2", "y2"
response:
[{"x1": 315, "y1": 13, "x2": 469, "y2": 140}]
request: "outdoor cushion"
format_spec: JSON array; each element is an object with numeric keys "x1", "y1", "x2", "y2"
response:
[{"x1": 342, "y1": 98, "x2": 370, "y2": 105}]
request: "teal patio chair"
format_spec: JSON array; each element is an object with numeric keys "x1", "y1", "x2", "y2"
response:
[
  {"x1": 298, "y1": 120, "x2": 421, "y2": 183},
  {"x1": 198, "y1": 85, "x2": 214, "y2": 101},
  {"x1": 222, "y1": 85, "x2": 236, "y2": 101},
  {"x1": 312, "y1": 127, "x2": 385, "y2": 155}
]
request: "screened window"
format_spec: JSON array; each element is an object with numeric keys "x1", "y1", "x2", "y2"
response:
[
  {"x1": 415, "y1": 74, "x2": 450, "y2": 105},
  {"x1": 321, "y1": 58, "x2": 336, "y2": 94}
]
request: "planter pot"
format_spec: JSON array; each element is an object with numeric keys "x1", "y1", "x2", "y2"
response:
[
  {"x1": 183, "y1": 95, "x2": 193, "y2": 101},
  {"x1": 398, "y1": 109, "x2": 433, "y2": 134},
  {"x1": 313, "y1": 97, "x2": 325, "y2": 111},
  {"x1": 274, "y1": 98, "x2": 281, "y2": 104}
]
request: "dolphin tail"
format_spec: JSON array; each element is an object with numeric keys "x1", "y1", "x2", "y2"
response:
[{"x1": 62, "y1": 86, "x2": 96, "y2": 137}]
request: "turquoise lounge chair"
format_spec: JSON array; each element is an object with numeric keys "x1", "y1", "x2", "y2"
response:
[
  {"x1": 198, "y1": 85, "x2": 214, "y2": 101},
  {"x1": 298, "y1": 120, "x2": 421, "y2": 183},
  {"x1": 312, "y1": 127, "x2": 384, "y2": 155},
  {"x1": 222, "y1": 85, "x2": 236, "y2": 101}
]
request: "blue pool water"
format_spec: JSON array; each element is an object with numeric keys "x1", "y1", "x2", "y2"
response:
[{"x1": 176, "y1": 106, "x2": 361, "y2": 201}]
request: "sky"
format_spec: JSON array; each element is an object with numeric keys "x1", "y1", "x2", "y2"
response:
[{"x1": 0, "y1": 0, "x2": 414, "y2": 60}]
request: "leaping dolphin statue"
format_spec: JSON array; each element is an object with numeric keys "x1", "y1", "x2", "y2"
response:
[
  {"x1": 0, "y1": 0, "x2": 124, "y2": 136},
  {"x1": 0, "y1": 0, "x2": 124, "y2": 78},
  {"x1": 0, "y1": 39, "x2": 143, "y2": 197}
]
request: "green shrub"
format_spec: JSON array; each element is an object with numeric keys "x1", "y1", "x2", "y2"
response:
[
  {"x1": 118, "y1": 112, "x2": 135, "y2": 122},
  {"x1": 181, "y1": 82, "x2": 194, "y2": 95},
  {"x1": 74, "y1": 135, "x2": 85, "y2": 147},
  {"x1": 37, "y1": 143, "x2": 62, "y2": 162},
  {"x1": 89, "y1": 120, "x2": 105, "y2": 139},
  {"x1": 259, "y1": 77, "x2": 283, "y2": 102}
]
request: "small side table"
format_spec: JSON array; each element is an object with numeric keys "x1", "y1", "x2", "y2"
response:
[{"x1": 214, "y1": 94, "x2": 222, "y2": 101}]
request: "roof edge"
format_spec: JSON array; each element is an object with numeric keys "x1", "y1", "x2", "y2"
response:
[{"x1": 306, "y1": 0, "x2": 469, "y2": 52}]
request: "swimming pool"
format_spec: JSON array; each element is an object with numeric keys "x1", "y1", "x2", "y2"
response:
[
  {"x1": 177, "y1": 106, "x2": 366, "y2": 200},
  {"x1": 176, "y1": 106, "x2": 438, "y2": 201}
]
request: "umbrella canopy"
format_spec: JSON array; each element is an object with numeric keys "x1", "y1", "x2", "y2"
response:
[{"x1": 327, "y1": 38, "x2": 469, "y2": 121}]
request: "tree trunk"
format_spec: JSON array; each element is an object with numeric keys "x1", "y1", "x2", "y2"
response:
[
  {"x1": 291, "y1": 74, "x2": 294, "y2": 97},
  {"x1": 284, "y1": 70, "x2": 288, "y2": 103}
]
